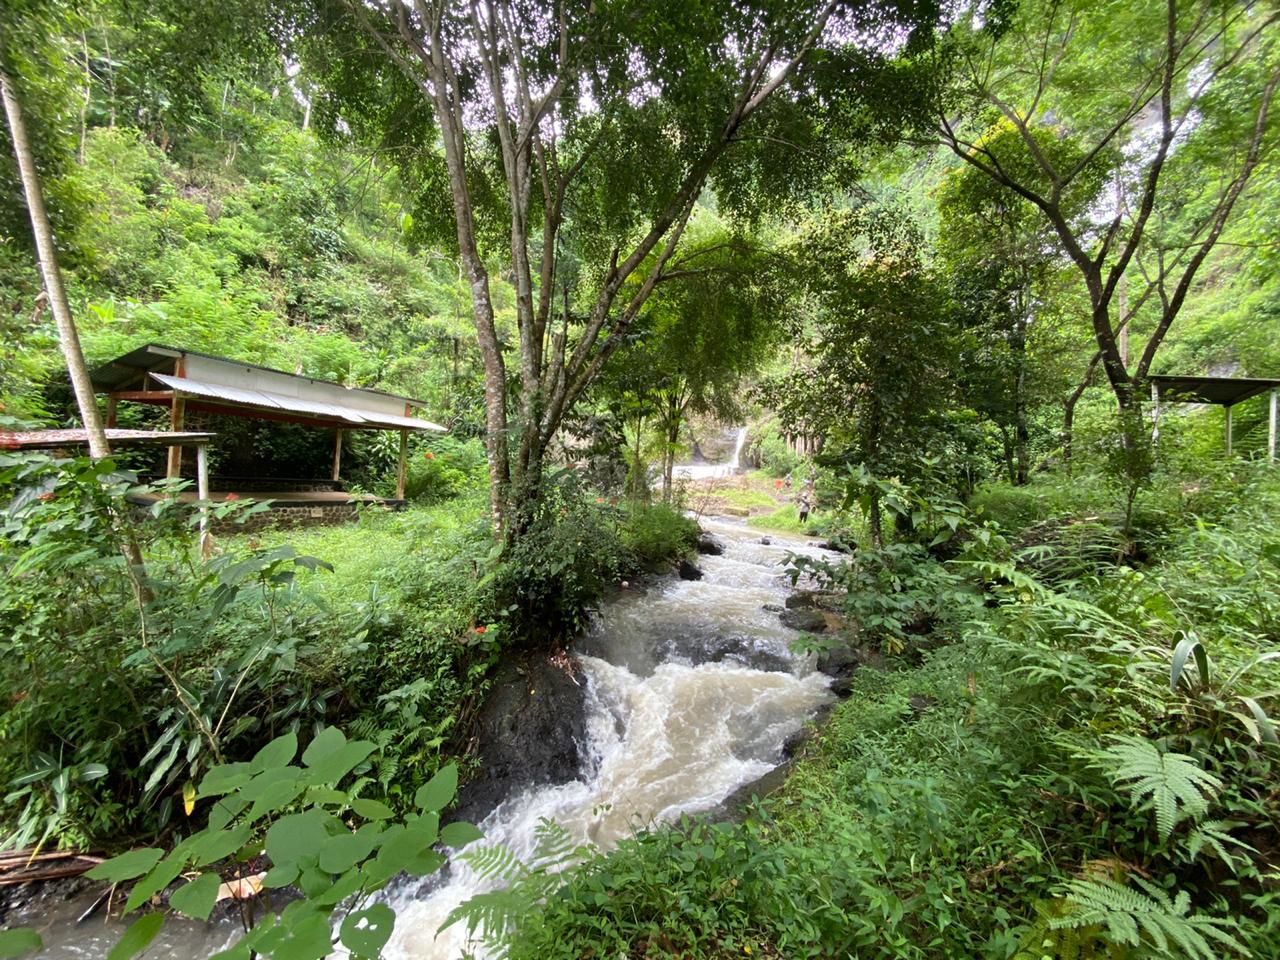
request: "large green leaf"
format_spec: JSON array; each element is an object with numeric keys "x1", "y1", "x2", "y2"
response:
[
  {"x1": 169, "y1": 871, "x2": 223, "y2": 921},
  {"x1": 0, "y1": 929, "x2": 42, "y2": 959},
  {"x1": 340, "y1": 903, "x2": 396, "y2": 957},
  {"x1": 250, "y1": 733, "x2": 298, "y2": 774},
  {"x1": 440, "y1": 821, "x2": 484, "y2": 848},
  {"x1": 106, "y1": 914, "x2": 165, "y2": 960},
  {"x1": 86, "y1": 848, "x2": 164, "y2": 883},
  {"x1": 414, "y1": 764, "x2": 458, "y2": 813},
  {"x1": 318, "y1": 831, "x2": 378, "y2": 874},
  {"x1": 265, "y1": 809, "x2": 332, "y2": 866}
]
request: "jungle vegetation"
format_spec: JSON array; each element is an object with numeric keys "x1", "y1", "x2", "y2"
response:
[{"x1": 1, "y1": 0, "x2": 1279, "y2": 957}]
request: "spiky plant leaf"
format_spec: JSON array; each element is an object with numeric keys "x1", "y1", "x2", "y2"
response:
[
  {"x1": 1183, "y1": 820, "x2": 1255, "y2": 873},
  {"x1": 1095, "y1": 736, "x2": 1221, "y2": 839}
]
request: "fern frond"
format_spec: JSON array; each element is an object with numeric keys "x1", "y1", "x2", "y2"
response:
[
  {"x1": 1183, "y1": 820, "x2": 1255, "y2": 873},
  {"x1": 460, "y1": 843, "x2": 526, "y2": 883},
  {"x1": 1093, "y1": 736, "x2": 1221, "y2": 839},
  {"x1": 1055, "y1": 876, "x2": 1247, "y2": 960}
]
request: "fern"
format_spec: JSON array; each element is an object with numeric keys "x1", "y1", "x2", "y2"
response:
[
  {"x1": 1183, "y1": 820, "x2": 1255, "y2": 873},
  {"x1": 1093, "y1": 736, "x2": 1221, "y2": 839},
  {"x1": 443, "y1": 818, "x2": 592, "y2": 957},
  {"x1": 1054, "y1": 876, "x2": 1247, "y2": 959}
]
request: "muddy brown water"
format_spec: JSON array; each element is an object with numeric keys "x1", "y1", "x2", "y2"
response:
[{"x1": 9, "y1": 515, "x2": 836, "y2": 958}]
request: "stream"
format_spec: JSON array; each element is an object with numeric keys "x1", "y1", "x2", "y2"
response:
[{"x1": 10, "y1": 485, "x2": 836, "y2": 959}]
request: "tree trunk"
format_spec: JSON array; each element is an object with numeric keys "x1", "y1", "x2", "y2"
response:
[{"x1": 1, "y1": 64, "x2": 109, "y2": 458}]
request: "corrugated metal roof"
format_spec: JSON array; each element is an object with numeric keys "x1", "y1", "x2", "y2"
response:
[
  {"x1": 153, "y1": 374, "x2": 445, "y2": 431},
  {"x1": 90, "y1": 343, "x2": 429, "y2": 409},
  {"x1": 1150, "y1": 375, "x2": 1280, "y2": 406}
]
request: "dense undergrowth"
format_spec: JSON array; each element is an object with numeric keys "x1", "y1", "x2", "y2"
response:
[
  {"x1": 0, "y1": 451, "x2": 696, "y2": 852},
  {"x1": 495, "y1": 464, "x2": 1280, "y2": 959}
]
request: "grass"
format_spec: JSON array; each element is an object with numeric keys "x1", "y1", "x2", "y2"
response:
[
  {"x1": 747, "y1": 504, "x2": 829, "y2": 536},
  {"x1": 227, "y1": 495, "x2": 488, "y2": 614}
]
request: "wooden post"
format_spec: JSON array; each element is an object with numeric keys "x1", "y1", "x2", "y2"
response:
[
  {"x1": 105, "y1": 395, "x2": 118, "y2": 428},
  {"x1": 332, "y1": 429, "x2": 343, "y2": 482},
  {"x1": 196, "y1": 442, "x2": 212, "y2": 559},
  {"x1": 1269, "y1": 389, "x2": 1277, "y2": 465},
  {"x1": 1225, "y1": 404, "x2": 1234, "y2": 457},
  {"x1": 167, "y1": 394, "x2": 186, "y2": 477},
  {"x1": 396, "y1": 429, "x2": 408, "y2": 500}
]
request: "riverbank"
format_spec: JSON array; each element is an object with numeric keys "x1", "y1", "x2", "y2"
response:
[{"x1": 497, "y1": 474, "x2": 1280, "y2": 958}]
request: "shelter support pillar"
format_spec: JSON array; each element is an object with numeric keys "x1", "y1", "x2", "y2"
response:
[
  {"x1": 167, "y1": 393, "x2": 186, "y2": 478},
  {"x1": 1150, "y1": 382, "x2": 1161, "y2": 445},
  {"x1": 332, "y1": 429, "x2": 343, "y2": 482},
  {"x1": 1270, "y1": 389, "x2": 1277, "y2": 465},
  {"x1": 196, "y1": 441, "x2": 212, "y2": 559},
  {"x1": 396, "y1": 428, "x2": 408, "y2": 500},
  {"x1": 1225, "y1": 405, "x2": 1234, "y2": 457},
  {"x1": 105, "y1": 396, "x2": 117, "y2": 428}
]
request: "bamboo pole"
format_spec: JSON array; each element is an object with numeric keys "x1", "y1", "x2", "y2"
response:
[{"x1": 0, "y1": 63, "x2": 109, "y2": 457}]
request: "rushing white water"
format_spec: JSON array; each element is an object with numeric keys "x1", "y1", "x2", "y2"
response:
[
  {"x1": 672, "y1": 426, "x2": 748, "y2": 480},
  {"x1": 14, "y1": 516, "x2": 833, "y2": 960},
  {"x1": 383, "y1": 517, "x2": 833, "y2": 959}
]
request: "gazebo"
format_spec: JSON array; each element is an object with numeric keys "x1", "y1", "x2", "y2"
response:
[
  {"x1": 1149, "y1": 375, "x2": 1280, "y2": 461},
  {"x1": 90, "y1": 344, "x2": 446, "y2": 522}
]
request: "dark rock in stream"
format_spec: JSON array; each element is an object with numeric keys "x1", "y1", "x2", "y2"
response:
[
  {"x1": 677, "y1": 559, "x2": 704, "y2": 580},
  {"x1": 779, "y1": 607, "x2": 827, "y2": 632},
  {"x1": 452, "y1": 648, "x2": 588, "y2": 826},
  {"x1": 696, "y1": 535, "x2": 725, "y2": 556},
  {"x1": 659, "y1": 633, "x2": 793, "y2": 673}
]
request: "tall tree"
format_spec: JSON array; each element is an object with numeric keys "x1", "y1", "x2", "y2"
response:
[
  {"x1": 0, "y1": 39, "x2": 107, "y2": 456},
  {"x1": 937, "y1": 0, "x2": 1279, "y2": 414},
  {"x1": 760, "y1": 207, "x2": 957, "y2": 546},
  {"x1": 295, "y1": 0, "x2": 945, "y2": 538},
  {"x1": 609, "y1": 218, "x2": 782, "y2": 501}
]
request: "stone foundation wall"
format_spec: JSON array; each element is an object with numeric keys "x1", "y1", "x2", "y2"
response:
[{"x1": 209, "y1": 500, "x2": 372, "y2": 535}]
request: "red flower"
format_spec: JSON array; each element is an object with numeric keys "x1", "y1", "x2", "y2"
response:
[
  {"x1": 424, "y1": 451, "x2": 435, "y2": 460},
  {"x1": 595, "y1": 497, "x2": 604, "y2": 503},
  {"x1": 473, "y1": 625, "x2": 488, "y2": 635},
  {"x1": 224, "y1": 492, "x2": 241, "y2": 501},
  {"x1": 37, "y1": 492, "x2": 55, "y2": 502}
]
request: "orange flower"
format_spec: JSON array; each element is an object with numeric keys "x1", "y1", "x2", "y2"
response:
[
  {"x1": 473, "y1": 625, "x2": 488, "y2": 635},
  {"x1": 595, "y1": 497, "x2": 604, "y2": 503},
  {"x1": 38, "y1": 492, "x2": 55, "y2": 501},
  {"x1": 424, "y1": 451, "x2": 435, "y2": 459},
  {"x1": 224, "y1": 492, "x2": 241, "y2": 501}
]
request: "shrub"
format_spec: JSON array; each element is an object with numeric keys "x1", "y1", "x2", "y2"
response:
[{"x1": 619, "y1": 503, "x2": 698, "y2": 568}]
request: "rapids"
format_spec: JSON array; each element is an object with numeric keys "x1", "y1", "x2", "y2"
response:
[{"x1": 11, "y1": 512, "x2": 836, "y2": 960}]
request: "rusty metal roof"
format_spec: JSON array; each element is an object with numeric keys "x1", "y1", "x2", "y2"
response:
[{"x1": 0, "y1": 429, "x2": 215, "y2": 451}]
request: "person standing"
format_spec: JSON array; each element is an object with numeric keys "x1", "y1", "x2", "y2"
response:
[{"x1": 797, "y1": 479, "x2": 815, "y2": 525}]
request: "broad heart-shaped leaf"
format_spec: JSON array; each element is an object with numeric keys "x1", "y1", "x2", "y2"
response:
[
  {"x1": 351, "y1": 798, "x2": 394, "y2": 820},
  {"x1": 0, "y1": 928, "x2": 42, "y2": 958},
  {"x1": 106, "y1": 913, "x2": 165, "y2": 960},
  {"x1": 414, "y1": 764, "x2": 458, "y2": 813},
  {"x1": 440, "y1": 821, "x2": 484, "y2": 848},
  {"x1": 87, "y1": 847, "x2": 164, "y2": 883},
  {"x1": 340, "y1": 903, "x2": 396, "y2": 957},
  {"x1": 266, "y1": 808, "x2": 334, "y2": 866},
  {"x1": 190, "y1": 822, "x2": 253, "y2": 868},
  {"x1": 123, "y1": 851, "x2": 185, "y2": 913},
  {"x1": 301, "y1": 727, "x2": 346, "y2": 767},
  {"x1": 318, "y1": 831, "x2": 378, "y2": 874},
  {"x1": 271, "y1": 913, "x2": 334, "y2": 960},
  {"x1": 169, "y1": 871, "x2": 222, "y2": 921},
  {"x1": 250, "y1": 733, "x2": 298, "y2": 773},
  {"x1": 304, "y1": 741, "x2": 377, "y2": 786},
  {"x1": 242, "y1": 769, "x2": 308, "y2": 823},
  {"x1": 199, "y1": 762, "x2": 253, "y2": 798}
]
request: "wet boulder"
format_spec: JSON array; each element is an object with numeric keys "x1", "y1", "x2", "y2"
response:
[
  {"x1": 453, "y1": 649, "x2": 588, "y2": 825},
  {"x1": 779, "y1": 607, "x2": 827, "y2": 632},
  {"x1": 677, "y1": 559, "x2": 704, "y2": 580},
  {"x1": 696, "y1": 534, "x2": 725, "y2": 556}
]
